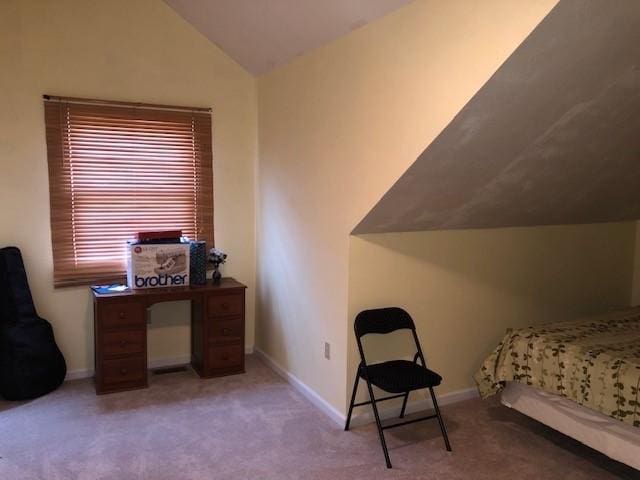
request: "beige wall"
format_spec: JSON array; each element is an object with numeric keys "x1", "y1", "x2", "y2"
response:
[
  {"x1": 633, "y1": 222, "x2": 640, "y2": 305},
  {"x1": 348, "y1": 223, "x2": 636, "y2": 405},
  {"x1": 0, "y1": 0, "x2": 257, "y2": 374},
  {"x1": 257, "y1": 0, "x2": 558, "y2": 414}
]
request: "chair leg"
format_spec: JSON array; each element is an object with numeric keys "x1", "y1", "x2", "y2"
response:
[
  {"x1": 344, "y1": 373, "x2": 360, "y2": 431},
  {"x1": 365, "y1": 380, "x2": 392, "y2": 468},
  {"x1": 429, "y1": 387, "x2": 452, "y2": 452},
  {"x1": 399, "y1": 391, "x2": 410, "y2": 418}
]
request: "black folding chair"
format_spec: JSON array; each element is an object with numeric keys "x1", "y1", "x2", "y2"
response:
[{"x1": 344, "y1": 307, "x2": 451, "y2": 468}]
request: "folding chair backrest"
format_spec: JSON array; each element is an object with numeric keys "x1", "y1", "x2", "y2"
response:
[{"x1": 354, "y1": 307, "x2": 415, "y2": 339}]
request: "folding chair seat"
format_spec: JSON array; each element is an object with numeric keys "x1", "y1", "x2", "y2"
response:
[{"x1": 361, "y1": 360, "x2": 442, "y2": 393}]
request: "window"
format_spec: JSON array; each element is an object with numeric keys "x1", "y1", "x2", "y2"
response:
[{"x1": 43, "y1": 96, "x2": 213, "y2": 287}]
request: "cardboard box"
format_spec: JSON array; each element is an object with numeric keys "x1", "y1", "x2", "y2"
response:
[{"x1": 126, "y1": 241, "x2": 190, "y2": 289}]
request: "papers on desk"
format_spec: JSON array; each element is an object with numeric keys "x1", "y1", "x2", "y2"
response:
[{"x1": 91, "y1": 284, "x2": 129, "y2": 294}]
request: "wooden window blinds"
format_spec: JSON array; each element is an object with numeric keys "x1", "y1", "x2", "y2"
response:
[{"x1": 43, "y1": 96, "x2": 214, "y2": 287}]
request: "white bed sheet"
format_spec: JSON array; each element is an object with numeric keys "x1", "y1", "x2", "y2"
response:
[{"x1": 501, "y1": 382, "x2": 640, "y2": 470}]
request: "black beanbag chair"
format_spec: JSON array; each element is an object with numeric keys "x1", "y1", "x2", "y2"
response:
[{"x1": 0, "y1": 247, "x2": 66, "y2": 400}]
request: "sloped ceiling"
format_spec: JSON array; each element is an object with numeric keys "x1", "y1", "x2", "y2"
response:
[
  {"x1": 164, "y1": 0, "x2": 414, "y2": 75},
  {"x1": 353, "y1": 0, "x2": 640, "y2": 234}
]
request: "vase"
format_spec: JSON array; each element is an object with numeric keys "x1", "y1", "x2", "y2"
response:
[{"x1": 212, "y1": 268, "x2": 222, "y2": 284}]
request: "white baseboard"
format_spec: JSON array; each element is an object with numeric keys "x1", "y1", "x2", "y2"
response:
[
  {"x1": 254, "y1": 347, "x2": 345, "y2": 426},
  {"x1": 65, "y1": 346, "x2": 254, "y2": 382},
  {"x1": 348, "y1": 385, "x2": 479, "y2": 427},
  {"x1": 253, "y1": 347, "x2": 479, "y2": 428},
  {"x1": 65, "y1": 368, "x2": 94, "y2": 381}
]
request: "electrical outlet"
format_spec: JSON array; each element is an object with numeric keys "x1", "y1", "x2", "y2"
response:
[{"x1": 324, "y1": 341, "x2": 330, "y2": 360}]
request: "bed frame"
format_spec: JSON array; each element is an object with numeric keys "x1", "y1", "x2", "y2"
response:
[{"x1": 501, "y1": 382, "x2": 640, "y2": 470}]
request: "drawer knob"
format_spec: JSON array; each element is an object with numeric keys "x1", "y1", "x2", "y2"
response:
[
  {"x1": 119, "y1": 340, "x2": 127, "y2": 348},
  {"x1": 221, "y1": 354, "x2": 229, "y2": 361},
  {"x1": 221, "y1": 303, "x2": 229, "y2": 310},
  {"x1": 222, "y1": 328, "x2": 230, "y2": 335},
  {"x1": 120, "y1": 368, "x2": 128, "y2": 375},
  {"x1": 118, "y1": 311, "x2": 125, "y2": 319}
]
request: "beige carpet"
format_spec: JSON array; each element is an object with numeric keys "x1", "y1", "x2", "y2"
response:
[{"x1": 0, "y1": 355, "x2": 637, "y2": 480}]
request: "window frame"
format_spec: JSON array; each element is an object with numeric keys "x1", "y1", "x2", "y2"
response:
[{"x1": 43, "y1": 95, "x2": 214, "y2": 287}]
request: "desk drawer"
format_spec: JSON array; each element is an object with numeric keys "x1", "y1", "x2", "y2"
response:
[
  {"x1": 208, "y1": 317, "x2": 243, "y2": 344},
  {"x1": 102, "y1": 355, "x2": 146, "y2": 386},
  {"x1": 101, "y1": 302, "x2": 145, "y2": 329},
  {"x1": 208, "y1": 294, "x2": 243, "y2": 317},
  {"x1": 208, "y1": 344, "x2": 243, "y2": 370},
  {"x1": 102, "y1": 330, "x2": 145, "y2": 357}
]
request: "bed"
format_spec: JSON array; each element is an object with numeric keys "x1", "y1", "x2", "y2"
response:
[{"x1": 475, "y1": 306, "x2": 640, "y2": 469}]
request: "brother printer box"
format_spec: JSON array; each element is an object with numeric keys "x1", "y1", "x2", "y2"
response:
[{"x1": 126, "y1": 240, "x2": 190, "y2": 289}]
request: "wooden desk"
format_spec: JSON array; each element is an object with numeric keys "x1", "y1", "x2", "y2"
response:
[{"x1": 92, "y1": 278, "x2": 246, "y2": 394}]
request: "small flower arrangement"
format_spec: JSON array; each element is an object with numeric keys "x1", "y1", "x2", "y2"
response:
[{"x1": 208, "y1": 248, "x2": 227, "y2": 283}]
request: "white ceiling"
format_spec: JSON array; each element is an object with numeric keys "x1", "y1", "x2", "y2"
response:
[{"x1": 164, "y1": 0, "x2": 414, "y2": 75}]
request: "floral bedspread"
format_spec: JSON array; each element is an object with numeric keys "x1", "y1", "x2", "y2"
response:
[{"x1": 474, "y1": 307, "x2": 640, "y2": 427}]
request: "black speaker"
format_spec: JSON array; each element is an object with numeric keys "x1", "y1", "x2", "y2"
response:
[{"x1": 189, "y1": 241, "x2": 207, "y2": 285}]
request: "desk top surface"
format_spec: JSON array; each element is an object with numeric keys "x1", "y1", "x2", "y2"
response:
[{"x1": 91, "y1": 277, "x2": 245, "y2": 300}]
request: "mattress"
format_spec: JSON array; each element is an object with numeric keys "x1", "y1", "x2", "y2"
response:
[
  {"x1": 475, "y1": 306, "x2": 640, "y2": 428},
  {"x1": 502, "y1": 382, "x2": 640, "y2": 470}
]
